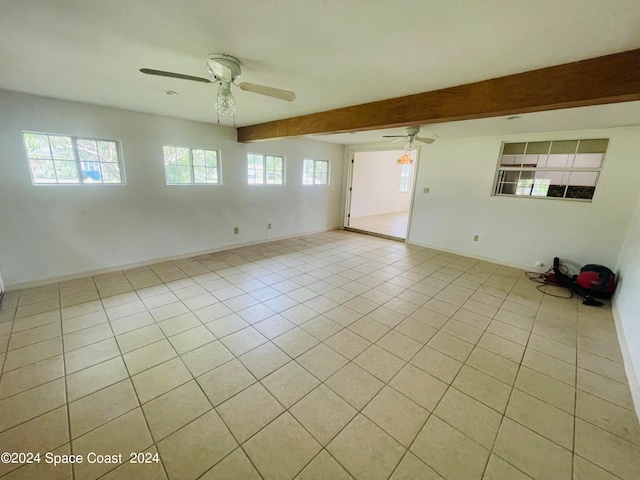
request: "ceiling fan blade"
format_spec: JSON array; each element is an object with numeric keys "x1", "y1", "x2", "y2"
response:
[
  {"x1": 416, "y1": 136, "x2": 436, "y2": 144},
  {"x1": 140, "y1": 68, "x2": 212, "y2": 84},
  {"x1": 237, "y1": 82, "x2": 296, "y2": 101},
  {"x1": 389, "y1": 138, "x2": 405, "y2": 143},
  {"x1": 382, "y1": 135, "x2": 406, "y2": 138}
]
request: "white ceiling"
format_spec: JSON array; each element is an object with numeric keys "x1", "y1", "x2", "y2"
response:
[{"x1": 1, "y1": 0, "x2": 639, "y2": 140}]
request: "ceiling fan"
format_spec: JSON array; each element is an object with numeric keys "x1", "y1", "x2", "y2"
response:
[
  {"x1": 383, "y1": 126, "x2": 436, "y2": 147},
  {"x1": 140, "y1": 54, "x2": 296, "y2": 116}
]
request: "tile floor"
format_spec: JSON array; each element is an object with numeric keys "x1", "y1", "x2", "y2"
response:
[
  {"x1": 0, "y1": 230, "x2": 639, "y2": 480},
  {"x1": 348, "y1": 212, "x2": 409, "y2": 239}
]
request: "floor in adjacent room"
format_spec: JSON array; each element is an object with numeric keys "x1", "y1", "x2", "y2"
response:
[
  {"x1": 0, "y1": 230, "x2": 639, "y2": 480},
  {"x1": 348, "y1": 212, "x2": 409, "y2": 239}
]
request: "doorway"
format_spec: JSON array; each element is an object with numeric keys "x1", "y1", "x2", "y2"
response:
[{"x1": 345, "y1": 149, "x2": 418, "y2": 241}]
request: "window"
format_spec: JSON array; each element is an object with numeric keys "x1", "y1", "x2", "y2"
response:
[
  {"x1": 248, "y1": 154, "x2": 284, "y2": 185},
  {"x1": 23, "y1": 132, "x2": 124, "y2": 184},
  {"x1": 399, "y1": 164, "x2": 412, "y2": 192},
  {"x1": 163, "y1": 146, "x2": 221, "y2": 185},
  {"x1": 303, "y1": 159, "x2": 329, "y2": 185},
  {"x1": 493, "y1": 139, "x2": 608, "y2": 201}
]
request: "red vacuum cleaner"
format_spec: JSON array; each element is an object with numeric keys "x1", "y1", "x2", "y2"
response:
[{"x1": 553, "y1": 257, "x2": 616, "y2": 307}]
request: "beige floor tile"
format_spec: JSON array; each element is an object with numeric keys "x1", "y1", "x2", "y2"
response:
[
  {"x1": 272, "y1": 327, "x2": 320, "y2": 358},
  {"x1": 452, "y1": 365, "x2": 511, "y2": 413},
  {"x1": 410, "y1": 345, "x2": 462, "y2": 384},
  {"x1": 64, "y1": 322, "x2": 114, "y2": 352},
  {"x1": 577, "y1": 349, "x2": 627, "y2": 384},
  {"x1": 324, "y1": 329, "x2": 371, "y2": 360},
  {"x1": 576, "y1": 390, "x2": 640, "y2": 445},
  {"x1": 105, "y1": 300, "x2": 146, "y2": 321},
  {"x1": 506, "y1": 389, "x2": 574, "y2": 450},
  {"x1": 427, "y1": 331, "x2": 473, "y2": 362},
  {"x1": 434, "y1": 387, "x2": 502, "y2": 449},
  {"x1": 168, "y1": 325, "x2": 215, "y2": 354},
  {"x1": 1, "y1": 443, "x2": 72, "y2": 480},
  {"x1": 323, "y1": 305, "x2": 362, "y2": 327},
  {"x1": 219, "y1": 326, "x2": 268, "y2": 356},
  {"x1": 64, "y1": 337, "x2": 121, "y2": 374},
  {"x1": 12, "y1": 310, "x2": 60, "y2": 333},
  {"x1": 0, "y1": 354, "x2": 64, "y2": 399},
  {"x1": 394, "y1": 318, "x2": 437, "y2": 343},
  {"x1": 483, "y1": 454, "x2": 532, "y2": 480},
  {"x1": 578, "y1": 335, "x2": 623, "y2": 363},
  {"x1": 238, "y1": 342, "x2": 291, "y2": 379},
  {"x1": 423, "y1": 298, "x2": 458, "y2": 317},
  {"x1": 204, "y1": 314, "x2": 248, "y2": 339},
  {"x1": 131, "y1": 357, "x2": 192, "y2": 404},
  {"x1": 515, "y1": 366, "x2": 576, "y2": 414},
  {"x1": 244, "y1": 412, "x2": 321, "y2": 479},
  {"x1": 62, "y1": 300, "x2": 103, "y2": 321},
  {"x1": 182, "y1": 292, "x2": 217, "y2": 311},
  {"x1": 410, "y1": 307, "x2": 450, "y2": 329},
  {"x1": 200, "y1": 448, "x2": 261, "y2": 479},
  {"x1": 297, "y1": 343, "x2": 348, "y2": 381},
  {"x1": 375, "y1": 330, "x2": 421, "y2": 361},
  {"x1": 328, "y1": 414, "x2": 405, "y2": 480},
  {"x1": 15, "y1": 299, "x2": 59, "y2": 318},
  {"x1": 261, "y1": 361, "x2": 320, "y2": 408},
  {"x1": 354, "y1": 344, "x2": 405, "y2": 382},
  {"x1": 326, "y1": 362, "x2": 383, "y2": 409},
  {"x1": 348, "y1": 317, "x2": 390, "y2": 342},
  {"x1": 253, "y1": 315, "x2": 296, "y2": 339},
  {"x1": 143, "y1": 380, "x2": 212, "y2": 442},
  {"x1": 72, "y1": 408, "x2": 153, "y2": 480},
  {"x1": 0, "y1": 407, "x2": 69, "y2": 478},
  {"x1": 573, "y1": 455, "x2": 620, "y2": 480},
  {"x1": 493, "y1": 417, "x2": 572, "y2": 480},
  {"x1": 157, "y1": 409, "x2": 236, "y2": 480},
  {"x1": 194, "y1": 303, "x2": 234, "y2": 324},
  {"x1": 122, "y1": 339, "x2": 178, "y2": 375},
  {"x1": 389, "y1": 364, "x2": 448, "y2": 411},
  {"x1": 69, "y1": 379, "x2": 139, "y2": 438},
  {"x1": 101, "y1": 291, "x2": 139, "y2": 310},
  {"x1": 197, "y1": 359, "x2": 256, "y2": 406},
  {"x1": 156, "y1": 312, "x2": 200, "y2": 337},
  {"x1": 180, "y1": 340, "x2": 233, "y2": 377},
  {"x1": 391, "y1": 452, "x2": 443, "y2": 479},
  {"x1": 100, "y1": 446, "x2": 166, "y2": 480},
  {"x1": 62, "y1": 310, "x2": 108, "y2": 334},
  {"x1": 441, "y1": 318, "x2": 484, "y2": 344},
  {"x1": 141, "y1": 291, "x2": 179, "y2": 310},
  {"x1": 522, "y1": 348, "x2": 576, "y2": 386},
  {"x1": 465, "y1": 347, "x2": 519, "y2": 385},
  {"x1": 452, "y1": 308, "x2": 492, "y2": 330},
  {"x1": 67, "y1": 356, "x2": 129, "y2": 402},
  {"x1": 477, "y1": 331, "x2": 525, "y2": 363},
  {"x1": 8, "y1": 322, "x2": 61, "y2": 351},
  {"x1": 116, "y1": 324, "x2": 165, "y2": 354},
  {"x1": 300, "y1": 315, "x2": 342, "y2": 341},
  {"x1": 575, "y1": 418, "x2": 640, "y2": 480},
  {"x1": 411, "y1": 415, "x2": 488, "y2": 480},
  {"x1": 577, "y1": 367, "x2": 634, "y2": 411},
  {"x1": 2, "y1": 337, "x2": 63, "y2": 372},
  {"x1": 149, "y1": 301, "x2": 190, "y2": 322},
  {"x1": 296, "y1": 450, "x2": 353, "y2": 480},
  {"x1": 363, "y1": 386, "x2": 429, "y2": 448},
  {"x1": 290, "y1": 384, "x2": 357, "y2": 446}
]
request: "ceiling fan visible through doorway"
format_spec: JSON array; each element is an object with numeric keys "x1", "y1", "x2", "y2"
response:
[
  {"x1": 140, "y1": 54, "x2": 296, "y2": 117},
  {"x1": 383, "y1": 126, "x2": 436, "y2": 164}
]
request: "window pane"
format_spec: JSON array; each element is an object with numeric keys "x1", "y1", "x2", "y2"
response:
[
  {"x1": 573, "y1": 153, "x2": 603, "y2": 168},
  {"x1": 497, "y1": 182, "x2": 517, "y2": 194},
  {"x1": 30, "y1": 159, "x2": 56, "y2": 183},
  {"x1": 550, "y1": 140, "x2": 578, "y2": 154},
  {"x1": 577, "y1": 139, "x2": 608, "y2": 154},
  {"x1": 101, "y1": 163, "x2": 121, "y2": 183},
  {"x1": 24, "y1": 133, "x2": 52, "y2": 159},
  {"x1": 526, "y1": 142, "x2": 551, "y2": 154},
  {"x1": 316, "y1": 172, "x2": 328, "y2": 185},
  {"x1": 546, "y1": 154, "x2": 571, "y2": 168},
  {"x1": 78, "y1": 139, "x2": 99, "y2": 162},
  {"x1": 81, "y1": 162, "x2": 103, "y2": 182},
  {"x1": 205, "y1": 150, "x2": 217, "y2": 167},
  {"x1": 50, "y1": 136, "x2": 74, "y2": 160},
  {"x1": 193, "y1": 166, "x2": 207, "y2": 183},
  {"x1": 205, "y1": 168, "x2": 218, "y2": 183},
  {"x1": 176, "y1": 147, "x2": 190, "y2": 166},
  {"x1": 569, "y1": 171, "x2": 598, "y2": 187},
  {"x1": 54, "y1": 160, "x2": 79, "y2": 183},
  {"x1": 98, "y1": 141, "x2": 118, "y2": 162},
  {"x1": 500, "y1": 155, "x2": 517, "y2": 166},
  {"x1": 193, "y1": 149, "x2": 205, "y2": 167},
  {"x1": 503, "y1": 143, "x2": 525, "y2": 155},
  {"x1": 163, "y1": 146, "x2": 177, "y2": 165}
]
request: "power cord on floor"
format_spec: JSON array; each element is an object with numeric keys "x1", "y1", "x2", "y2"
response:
[{"x1": 525, "y1": 264, "x2": 573, "y2": 299}]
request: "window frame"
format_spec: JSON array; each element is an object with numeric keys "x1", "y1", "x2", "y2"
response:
[
  {"x1": 399, "y1": 163, "x2": 412, "y2": 193},
  {"x1": 302, "y1": 159, "x2": 330, "y2": 186},
  {"x1": 22, "y1": 131, "x2": 126, "y2": 185},
  {"x1": 247, "y1": 153, "x2": 285, "y2": 186},
  {"x1": 492, "y1": 139, "x2": 608, "y2": 202},
  {"x1": 162, "y1": 145, "x2": 222, "y2": 186}
]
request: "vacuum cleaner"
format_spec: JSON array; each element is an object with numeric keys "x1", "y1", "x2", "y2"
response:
[{"x1": 552, "y1": 257, "x2": 616, "y2": 307}]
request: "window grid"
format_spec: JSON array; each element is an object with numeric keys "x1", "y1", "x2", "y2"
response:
[
  {"x1": 399, "y1": 164, "x2": 412, "y2": 193},
  {"x1": 163, "y1": 146, "x2": 221, "y2": 185},
  {"x1": 303, "y1": 159, "x2": 329, "y2": 185},
  {"x1": 493, "y1": 139, "x2": 607, "y2": 201},
  {"x1": 248, "y1": 154, "x2": 284, "y2": 185},
  {"x1": 23, "y1": 132, "x2": 124, "y2": 185}
]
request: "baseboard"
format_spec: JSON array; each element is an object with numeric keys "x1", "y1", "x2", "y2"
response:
[
  {"x1": 612, "y1": 301, "x2": 640, "y2": 418},
  {"x1": 6, "y1": 227, "x2": 339, "y2": 291},
  {"x1": 405, "y1": 239, "x2": 544, "y2": 273}
]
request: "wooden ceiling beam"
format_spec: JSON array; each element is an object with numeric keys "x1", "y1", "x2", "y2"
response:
[{"x1": 237, "y1": 49, "x2": 640, "y2": 142}]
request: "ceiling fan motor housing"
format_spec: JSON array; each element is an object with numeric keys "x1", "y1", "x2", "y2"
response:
[{"x1": 206, "y1": 54, "x2": 241, "y2": 83}]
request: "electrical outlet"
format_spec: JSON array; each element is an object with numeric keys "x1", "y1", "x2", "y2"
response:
[
  {"x1": 267, "y1": 223, "x2": 272, "y2": 230},
  {"x1": 423, "y1": 187, "x2": 430, "y2": 194},
  {"x1": 473, "y1": 234, "x2": 479, "y2": 241},
  {"x1": 233, "y1": 227, "x2": 239, "y2": 234},
  {"x1": 535, "y1": 261, "x2": 544, "y2": 267}
]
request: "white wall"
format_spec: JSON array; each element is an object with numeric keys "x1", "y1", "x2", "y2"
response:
[
  {"x1": 406, "y1": 127, "x2": 640, "y2": 271},
  {"x1": 350, "y1": 150, "x2": 413, "y2": 218},
  {"x1": 614, "y1": 193, "x2": 640, "y2": 414},
  {"x1": 0, "y1": 90, "x2": 345, "y2": 287}
]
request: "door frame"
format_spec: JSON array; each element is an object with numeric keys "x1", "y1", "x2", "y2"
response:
[{"x1": 344, "y1": 145, "x2": 422, "y2": 241}]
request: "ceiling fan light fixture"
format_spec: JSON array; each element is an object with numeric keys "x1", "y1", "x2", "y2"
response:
[
  {"x1": 397, "y1": 153, "x2": 414, "y2": 165},
  {"x1": 214, "y1": 81, "x2": 236, "y2": 116}
]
